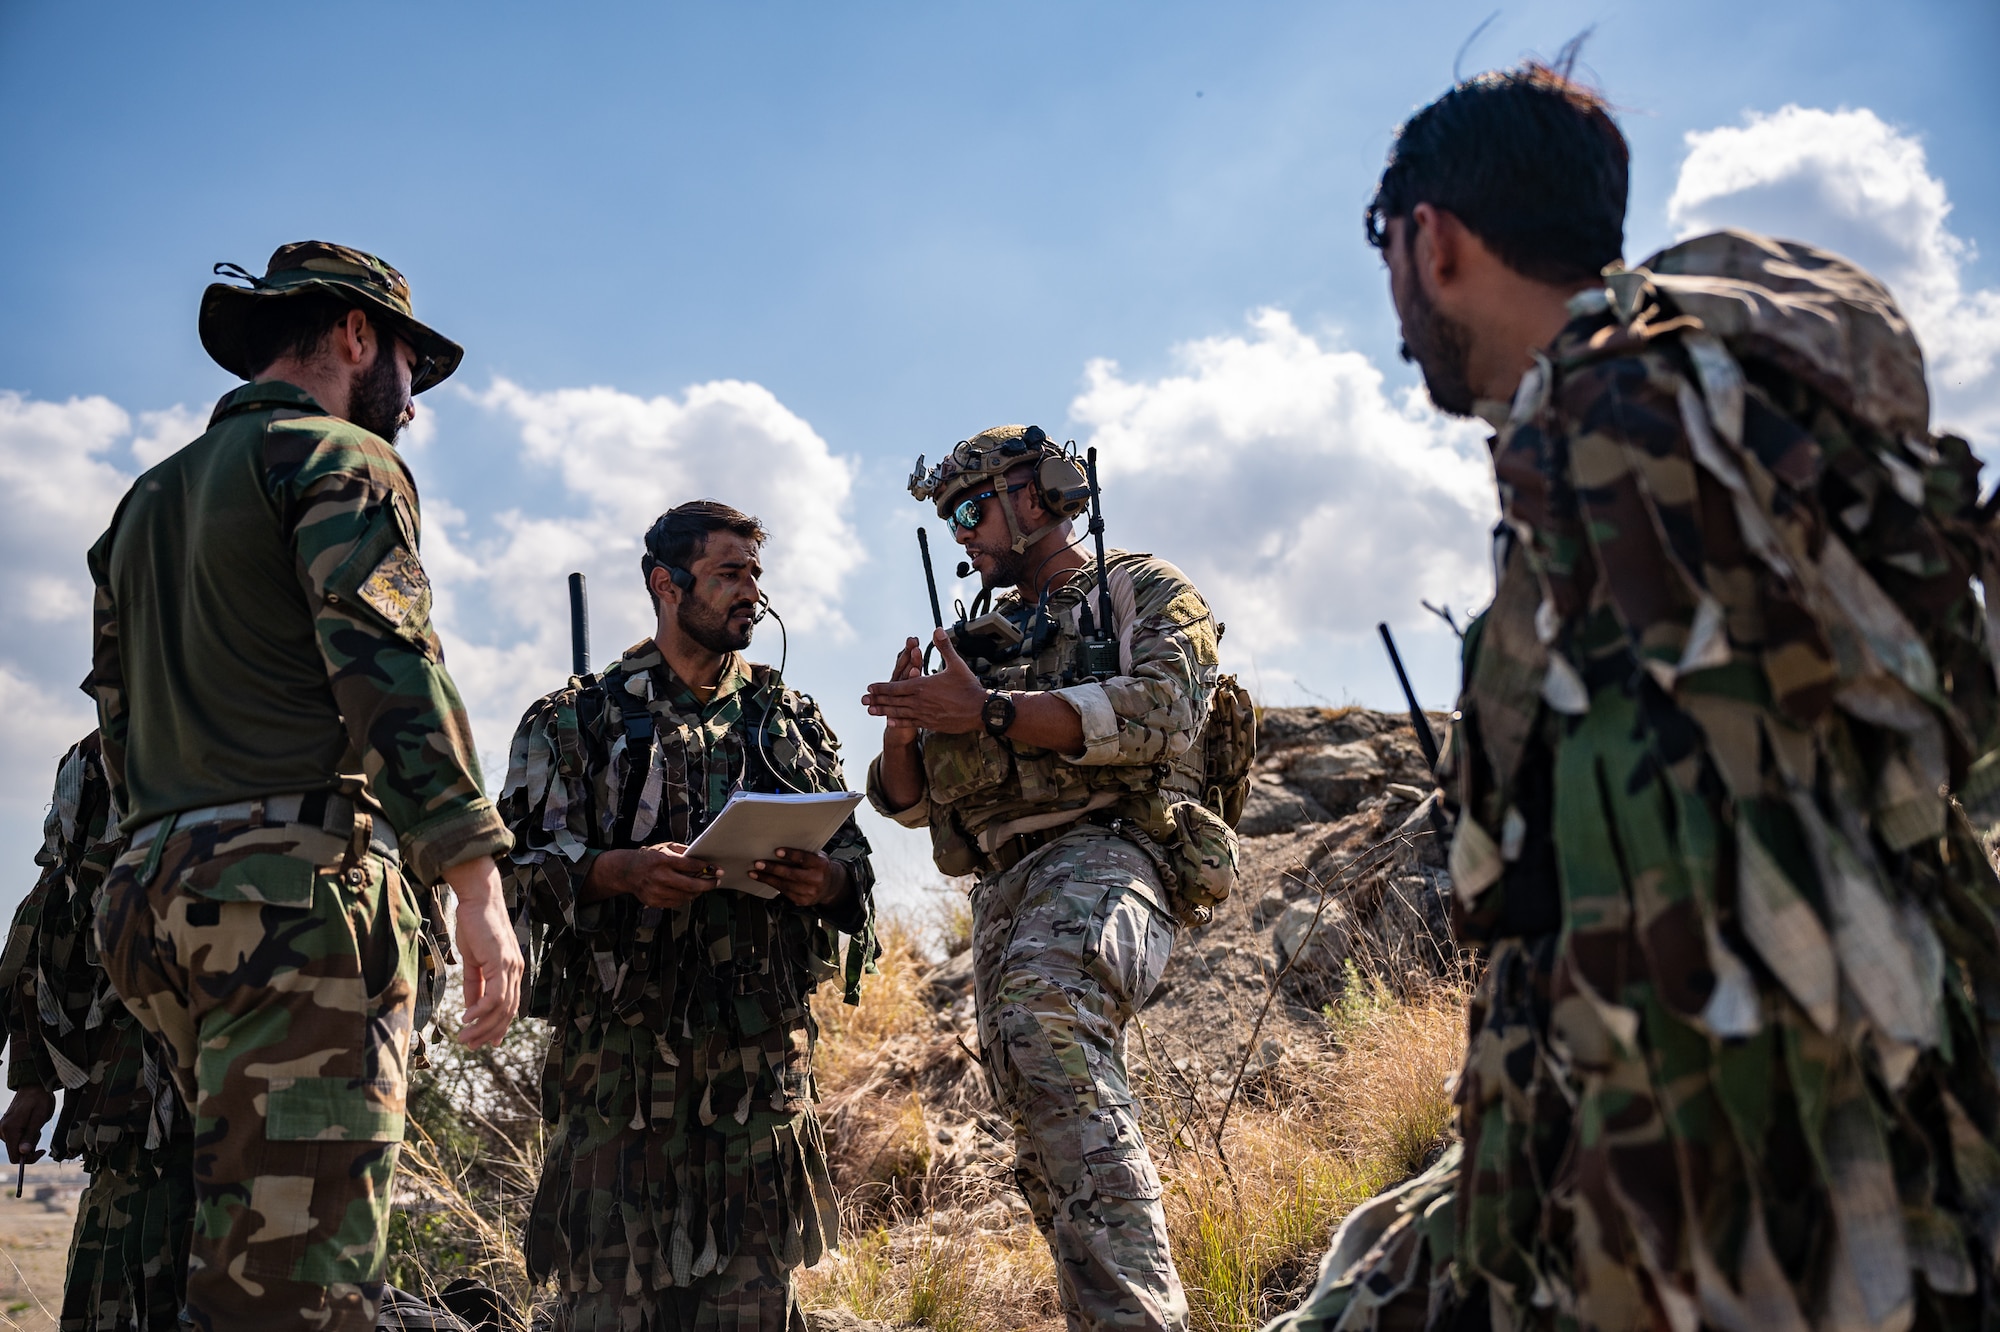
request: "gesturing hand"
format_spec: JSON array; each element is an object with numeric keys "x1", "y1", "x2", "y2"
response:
[
  {"x1": 748, "y1": 847, "x2": 849, "y2": 909},
  {"x1": 861, "y1": 629, "x2": 988, "y2": 736},
  {"x1": 878, "y1": 637, "x2": 925, "y2": 744}
]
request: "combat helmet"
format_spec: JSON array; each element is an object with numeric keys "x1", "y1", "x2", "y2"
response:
[{"x1": 908, "y1": 424, "x2": 1092, "y2": 553}]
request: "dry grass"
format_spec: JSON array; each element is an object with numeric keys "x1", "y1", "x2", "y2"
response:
[
  {"x1": 801, "y1": 908, "x2": 1469, "y2": 1332},
  {"x1": 386, "y1": 892, "x2": 1467, "y2": 1331}
]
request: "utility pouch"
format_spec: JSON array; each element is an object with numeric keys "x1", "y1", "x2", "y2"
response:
[
  {"x1": 923, "y1": 730, "x2": 1013, "y2": 805},
  {"x1": 1162, "y1": 799, "x2": 1238, "y2": 929},
  {"x1": 929, "y1": 819, "x2": 983, "y2": 878}
]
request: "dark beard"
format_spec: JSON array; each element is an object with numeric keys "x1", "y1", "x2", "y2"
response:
[
  {"x1": 348, "y1": 342, "x2": 408, "y2": 443},
  {"x1": 977, "y1": 546, "x2": 1031, "y2": 590},
  {"x1": 1399, "y1": 278, "x2": 1478, "y2": 418},
  {"x1": 678, "y1": 594, "x2": 755, "y2": 654}
]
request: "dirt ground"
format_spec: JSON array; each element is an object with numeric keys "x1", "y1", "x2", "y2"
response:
[{"x1": 0, "y1": 1161, "x2": 84, "y2": 1331}]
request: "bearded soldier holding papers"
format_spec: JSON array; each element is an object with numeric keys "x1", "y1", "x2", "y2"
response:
[
  {"x1": 499, "y1": 499, "x2": 876, "y2": 1332},
  {"x1": 865, "y1": 425, "x2": 1244, "y2": 1332}
]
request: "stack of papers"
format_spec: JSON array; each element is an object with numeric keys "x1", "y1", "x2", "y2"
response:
[{"x1": 685, "y1": 791, "x2": 864, "y2": 897}]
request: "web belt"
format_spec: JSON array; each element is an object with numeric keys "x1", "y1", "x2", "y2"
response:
[{"x1": 128, "y1": 790, "x2": 400, "y2": 862}]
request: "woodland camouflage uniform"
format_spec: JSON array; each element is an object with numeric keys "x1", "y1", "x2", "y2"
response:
[
  {"x1": 500, "y1": 640, "x2": 876, "y2": 1332},
  {"x1": 87, "y1": 243, "x2": 505, "y2": 1332},
  {"x1": 875, "y1": 432, "x2": 1229, "y2": 1332},
  {"x1": 1268, "y1": 232, "x2": 2000, "y2": 1332},
  {"x1": 0, "y1": 732, "x2": 193, "y2": 1331}
]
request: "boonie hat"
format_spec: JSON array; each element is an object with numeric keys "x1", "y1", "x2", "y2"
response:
[{"x1": 199, "y1": 241, "x2": 463, "y2": 393}]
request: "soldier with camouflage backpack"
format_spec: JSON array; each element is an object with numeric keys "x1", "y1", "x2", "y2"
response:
[
  {"x1": 1269, "y1": 61, "x2": 2000, "y2": 1332},
  {"x1": 499, "y1": 499, "x2": 877, "y2": 1332},
  {"x1": 85, "y1": 242, "x2": 524, "y2": 1332},
  {"x1": 865, "y1": 425, "x2": 1248, "y2": 1332},
  {"x1": 0, "y1": 729, "x2": 193, "y2": 1331}
]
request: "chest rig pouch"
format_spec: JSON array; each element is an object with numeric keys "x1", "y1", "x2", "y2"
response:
[{"x1": 923, "y1": 569, "x2": 1177, "y2": 882}]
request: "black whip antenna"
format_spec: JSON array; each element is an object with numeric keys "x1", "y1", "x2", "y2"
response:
[
  {"x1": 567, "y1": 572, "x2": 590, "y2": 678},
  {"x1": 917, "y1": 527, "x2": 945, "y2": 672},
  {"x1": 1377, "y1": 621, "x2": 1440, "y2": 771},
  {"x1": 1087, "y1": 448, "x2": 1114, "y2": 647}
]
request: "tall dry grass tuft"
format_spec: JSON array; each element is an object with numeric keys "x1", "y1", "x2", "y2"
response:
[
  {"x1": 385, "y1": 992, "x2": 553, "y2": 1318},
  {"x1": 803, "y1": 894, "x2": 1469, "y2": 1332},
  {"x1": 1157, "y1": 968, "x2": 1466, "y2": 1331}
]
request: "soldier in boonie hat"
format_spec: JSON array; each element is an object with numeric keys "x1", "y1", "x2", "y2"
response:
[
  {"x1": 87, "y1": 242, "x2": 519, "y2": 1332},
  {"x1": 200, "y1": 240, "x2": 463, "y2": 393}
]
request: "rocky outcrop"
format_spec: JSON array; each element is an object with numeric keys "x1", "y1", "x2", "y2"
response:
[{"x1": 817, "y1": 705, "x2": 1462, "y2": 1230}]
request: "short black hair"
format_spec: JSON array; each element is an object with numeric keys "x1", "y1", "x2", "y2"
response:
[
  {"x1": 641, "y1": 500, "x2": 768, "y2": 611},
  {"x1": 240, "y1": 290, "x2": 371, "y2": 375},
  {"x1": 1367, "y1": 58, "x2": 1628, "y2": 285}
]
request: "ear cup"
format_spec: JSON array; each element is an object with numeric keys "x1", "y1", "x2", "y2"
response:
[{"x1": 1037, "y1": 454, "x2": 1092, "y2": 517}]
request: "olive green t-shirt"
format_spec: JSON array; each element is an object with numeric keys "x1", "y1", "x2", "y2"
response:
[{"x1": 86, "y1": 380, "x2": 508, "y2": 884}]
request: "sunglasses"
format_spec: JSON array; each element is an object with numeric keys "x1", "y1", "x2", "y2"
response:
[{"x1": 949, "y1": 480, "x2": 1031, "y2": 533}]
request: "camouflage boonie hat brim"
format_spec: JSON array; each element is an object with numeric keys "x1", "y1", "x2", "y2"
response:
[{"x1": 198, "y1": 241, "x2": 463, "y2": 394}]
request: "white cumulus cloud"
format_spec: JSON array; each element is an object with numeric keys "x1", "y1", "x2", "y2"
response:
[
  {"x1": 1668, "y1": 105, "x2": 2000, "y2": 438},
  {"x1": 0, "y1": 393, "x2": 160, "y2": 837},
  {"x1": 429, "y1": 377, "x2": 866, "y2": 776},
  {"x1": 1068, "y1": 309, "x2": 1497, "y2": 663}
]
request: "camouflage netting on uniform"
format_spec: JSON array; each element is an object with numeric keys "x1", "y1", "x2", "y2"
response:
[
  {"x1": 0, "y1": 735, "x2": 193, "y2": 1331},
  {"x1": 1268, "y1": 232, "x2": 2000, "y2": 1332},
  {"x1": 501, "y1": 641, "x2": 876, "y2": 1331}
]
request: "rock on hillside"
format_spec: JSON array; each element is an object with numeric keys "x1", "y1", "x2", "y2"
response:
[{"x1": 815, "y1": 707, "x2": 1461, "y2": 1225}]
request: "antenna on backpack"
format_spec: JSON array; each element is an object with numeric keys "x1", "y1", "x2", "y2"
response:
[{"x1": 568, "y1": 573, "x2": 590, "y2": 678}]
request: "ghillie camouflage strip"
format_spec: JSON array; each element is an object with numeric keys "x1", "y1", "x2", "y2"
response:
[
  {"x1": 0, "y1": 733, "x2": 194, "y2": 1330},
  {"x1": 1269, "y1": 233, "x2": 2000, "y2": 1332},
  {"x1": 500, "y1": 641, "x2": 875, "y2": 1329}
]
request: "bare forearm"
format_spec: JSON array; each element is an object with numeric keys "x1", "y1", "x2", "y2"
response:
[
  {"x1": 578, "y1": 850, "x2": 623, "y2": 902},
  {"x1": 877, "y1": 737, "x2": 925, "y2": 812},
  {"x1": 1000, "y1": 692, "x2": 1085, "y2": 756}
]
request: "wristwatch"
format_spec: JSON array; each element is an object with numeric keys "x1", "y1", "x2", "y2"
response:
[{"x1": 981, "y1": 690, "x2": 1017, "y2": 737}]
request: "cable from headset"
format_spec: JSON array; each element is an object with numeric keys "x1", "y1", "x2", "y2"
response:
[{"x1": 748, "y1": 595, "x2": 809, "y2": 795}]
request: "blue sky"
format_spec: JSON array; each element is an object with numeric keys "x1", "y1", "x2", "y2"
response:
[{"x1": 3, "y1": 0, "x2": 1997, "y2": 903}]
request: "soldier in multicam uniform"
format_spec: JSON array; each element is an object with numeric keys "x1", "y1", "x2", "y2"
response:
[
  {"x1": 1268, "y1": 66, "x2": 2000, "y2": 1332},
  {"x1": 499, "y1": 500, "x2": 877, "y2": 1332},
  {"x1": 864, "y1": 426, "x2": 1233, "y2": 1332},
  {"x1": 86, "y1": 242, "x2": 523, "y2": 1332},
  {"x1": 0, "y1": 730, "x2": 193, "y2": 1331}
]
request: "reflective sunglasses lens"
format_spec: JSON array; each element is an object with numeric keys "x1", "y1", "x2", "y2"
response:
[{"x1": 950, "y1": 497, "x2": 983, "y2": 530}]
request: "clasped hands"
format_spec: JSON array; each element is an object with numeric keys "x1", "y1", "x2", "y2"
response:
[{"x1": 584, "y1": 841, "x2": 848, "y2": 910}]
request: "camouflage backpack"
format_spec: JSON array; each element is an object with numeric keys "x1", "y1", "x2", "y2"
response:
[
  {"x1": 1201, "y1": 674, "x2": 1257, "y2": 826},
  {"x1": 1160, "y1": 673, "x2": 1257, "y2": 928}
]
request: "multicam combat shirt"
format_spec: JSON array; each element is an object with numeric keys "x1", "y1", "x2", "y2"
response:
[
  {"x1": 87, "y1": 380, "x2": 507, "y2": 885},
  {"x1": 499, "y1": 640, "x2": 875, "y2": 1290},
  {"x1": 867, "y1": 549, "x2": 1221, "y2": 878}
]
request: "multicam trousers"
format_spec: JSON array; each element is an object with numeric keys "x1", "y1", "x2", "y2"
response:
[
  {"x1": 95, "y1": 806, "x2": 420, "y2": 1332},
  {"x1": 971, "y1": 825, "x2": 1187, "y2": 1332}
]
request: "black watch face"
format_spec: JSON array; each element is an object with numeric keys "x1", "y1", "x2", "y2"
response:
[{"x1": 983, "y1": 693, "x2": 1012, "y2": 733}]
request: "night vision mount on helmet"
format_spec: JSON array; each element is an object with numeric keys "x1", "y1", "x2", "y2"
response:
[
  {"x1": 908, "y1": 424, "x2": 1093, "y2": 555},
  {"x1": 910, "y1": 424, "x2": 1120, "y2": 684}
]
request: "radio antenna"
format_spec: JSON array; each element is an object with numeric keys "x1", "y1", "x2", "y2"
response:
[{"x1": 567, "y1": 572, "x2": 590, "y2": 678}]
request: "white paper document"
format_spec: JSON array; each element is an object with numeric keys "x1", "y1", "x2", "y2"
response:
[{"x1": 685, "y1": 791, "x2": 864, "y2": 897}]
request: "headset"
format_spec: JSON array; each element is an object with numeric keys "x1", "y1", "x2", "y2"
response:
[{"x1": 659, "y1": 562, "x2": 802, "y2": 793}]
